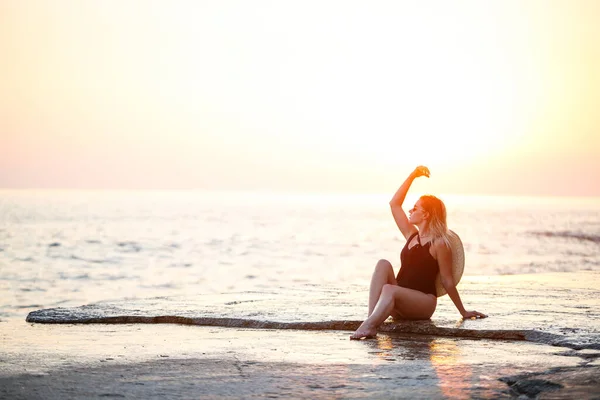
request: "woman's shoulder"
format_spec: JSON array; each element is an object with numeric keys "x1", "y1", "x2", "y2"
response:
[{"x1": 431, "y1": 236, "x2": 451, "y2": 255}]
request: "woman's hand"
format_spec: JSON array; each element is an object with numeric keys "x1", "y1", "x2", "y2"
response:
[
  {"x1": 413, "y1": 165, "x2": 430, "y2": 178},
  {"x1": 462, "y1": 310, "x2": 487, "y2": 320}
]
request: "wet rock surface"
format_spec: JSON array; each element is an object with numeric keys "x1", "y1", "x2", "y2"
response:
[
  {"x1": 501, "y1": 377, "x2": 564, "y2": 397},
  {"x1": 2, "y1": 321, "x2": 600, "y2": 399},
  {"x1": 0, "y1": 357, "x2": 502, "y2": 400},
  {"x1": 26, "y1": 272, "x2": 600, "y2": 350},
  {"x1": 11, "y1": 272, "x2": 600, "y2": 398},
  {"x1": 3, "y1": 360, "x2": 598, "y2": 400},
  {"x1": 500, "y1": 365, "x2": 600, "y2": 398}
]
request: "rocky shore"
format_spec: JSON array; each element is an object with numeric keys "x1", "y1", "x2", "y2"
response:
[
  {"x1": 1, "y1": 321, "x2": 599, "y2": 399},
  {"x1": 2, "y1": 272, "x2": 599, "y2": 398}
]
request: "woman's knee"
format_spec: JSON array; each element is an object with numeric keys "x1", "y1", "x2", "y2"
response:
[
  {"x1": 381, "y1": 283, "x2": 396, "y2": 296},
  {"x1": 375, "y1": 259, "x2": 392, "y2": 272}
]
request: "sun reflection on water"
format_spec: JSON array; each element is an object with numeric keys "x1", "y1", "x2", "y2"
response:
[
  {"x1": 374, "y1": 335, "x2": 394, "y2": 359},
  {"x1": 429, "y1": 339, "x2": 473, "y2": 399}
]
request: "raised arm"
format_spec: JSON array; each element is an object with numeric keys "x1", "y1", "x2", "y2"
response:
[
  {"x1": 434, "y1": 240, "x2": 487, "y2": 319},
  {"x1": 390, "y1": 166, "x2": 429, "y2": 240}
]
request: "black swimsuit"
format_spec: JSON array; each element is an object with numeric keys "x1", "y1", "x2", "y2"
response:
[{"x1": 395, "y1": 232, "x2": 439, "y2": 296}]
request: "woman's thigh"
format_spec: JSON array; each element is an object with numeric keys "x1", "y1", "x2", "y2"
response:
[{"x1": 390, "y1": 286, "x2": 437, "y2": 320}]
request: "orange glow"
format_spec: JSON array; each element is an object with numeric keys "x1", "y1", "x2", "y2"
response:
[
  {"x1": 429, "y1": 339, "x2": 473, "y2": 399},
  {"x1": 1, "y1": 1, "x2": 599, "y2": 195},
  {"x1": 374, "y1": 335, "x2": 394, "y2": 360}
]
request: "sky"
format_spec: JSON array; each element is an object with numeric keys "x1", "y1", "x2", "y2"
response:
[{"x1": 1, "y1": 1, "x2": 599, "y2": 196}]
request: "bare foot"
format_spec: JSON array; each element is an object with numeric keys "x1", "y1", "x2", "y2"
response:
[{"x1": 349, "y1": 322, "x2": 377, "y2": 340}]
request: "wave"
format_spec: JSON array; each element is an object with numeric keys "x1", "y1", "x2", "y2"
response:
[
  {"x1": 116, "y1": 241, "x2": 142, "y2": 253},
  {"x1": 14, "y1": 256, "x2": 35, "y2": 262},
  {"x1": 531, "y1": 231, "x2": 600, "y2": 244},
  {"x1": 68, "y1": 255, "x2": 118, "y2": 264},
  {"x1": 25, "y1": 311, "x2": 598, "y2": 351}
]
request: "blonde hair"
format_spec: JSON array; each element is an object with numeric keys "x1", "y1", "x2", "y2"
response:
[{"x1": 420, "y1": 195, "x2": 450, "y2": 247}]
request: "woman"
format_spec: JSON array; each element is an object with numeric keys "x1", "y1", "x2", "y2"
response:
[{"x1": 350, "y1": 166, "x2": 486, "y2": 340}]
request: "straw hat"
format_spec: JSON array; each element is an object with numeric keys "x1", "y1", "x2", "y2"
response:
[{"x1": 435, "y1": 230, "x2": 465, "y2": 297}]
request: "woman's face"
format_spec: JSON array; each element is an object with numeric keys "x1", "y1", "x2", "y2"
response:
[{"x1": 408, "y1": 199, "x2": 428, "y2": 224}]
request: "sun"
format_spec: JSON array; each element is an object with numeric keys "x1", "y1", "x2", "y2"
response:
[{"x1": 336, "y1": 61, "x2": 528, "y2": 171}]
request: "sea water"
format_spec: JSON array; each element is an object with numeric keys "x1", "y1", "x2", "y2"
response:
[{"x1": 1, "y1": 190, "x2": 599, "y2": 321}]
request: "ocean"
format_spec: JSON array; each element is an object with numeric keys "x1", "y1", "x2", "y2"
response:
[{"x1": 1, "y1": 190, "x2": 599, "y2": 322}]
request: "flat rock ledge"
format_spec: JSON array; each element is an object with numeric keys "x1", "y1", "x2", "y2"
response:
[
  {"x1": 26, "y1": 312, "x2": 538, "y2": 339},
  {"x1": 26, "y1": 272, "x2": 600, "y2": 351}
]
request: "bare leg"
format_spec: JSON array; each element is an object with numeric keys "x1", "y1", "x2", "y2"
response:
[
  {"x1": 350, "y1": 284, "x2": 437, "y2": 340},
  {"x1": 368, "y1": 259, "x2": 397, "y2": 317}
]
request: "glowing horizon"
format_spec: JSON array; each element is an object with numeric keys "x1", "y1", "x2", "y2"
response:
[{"x1": 1, "y1": 1, "x2": 599, "y2": 196}]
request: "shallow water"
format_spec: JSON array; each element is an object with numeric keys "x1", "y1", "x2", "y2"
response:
[{"x1": 1, "y1": 190, "x2": 599, "y2": 320}]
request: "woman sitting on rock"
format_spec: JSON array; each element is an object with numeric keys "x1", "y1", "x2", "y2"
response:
[{"x1": 350, "y1": 166, "x2": 486, "y2": 340}]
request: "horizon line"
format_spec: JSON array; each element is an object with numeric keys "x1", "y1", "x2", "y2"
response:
[{"x1": 1, "y1": 187, "x2": 599, "y2": 199}]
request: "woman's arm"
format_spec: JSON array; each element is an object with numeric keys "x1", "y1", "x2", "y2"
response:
[
  {"x1": 435, "y1": 241, "x2": 487, "y2": 319},
  {"x1": 390, "y1": 166, "x2": 429, "y2": 240}
]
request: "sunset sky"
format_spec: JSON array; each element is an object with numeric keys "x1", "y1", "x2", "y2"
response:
[{"x1": 1, "y1": 1, "x2": 599, "y2": 196}]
